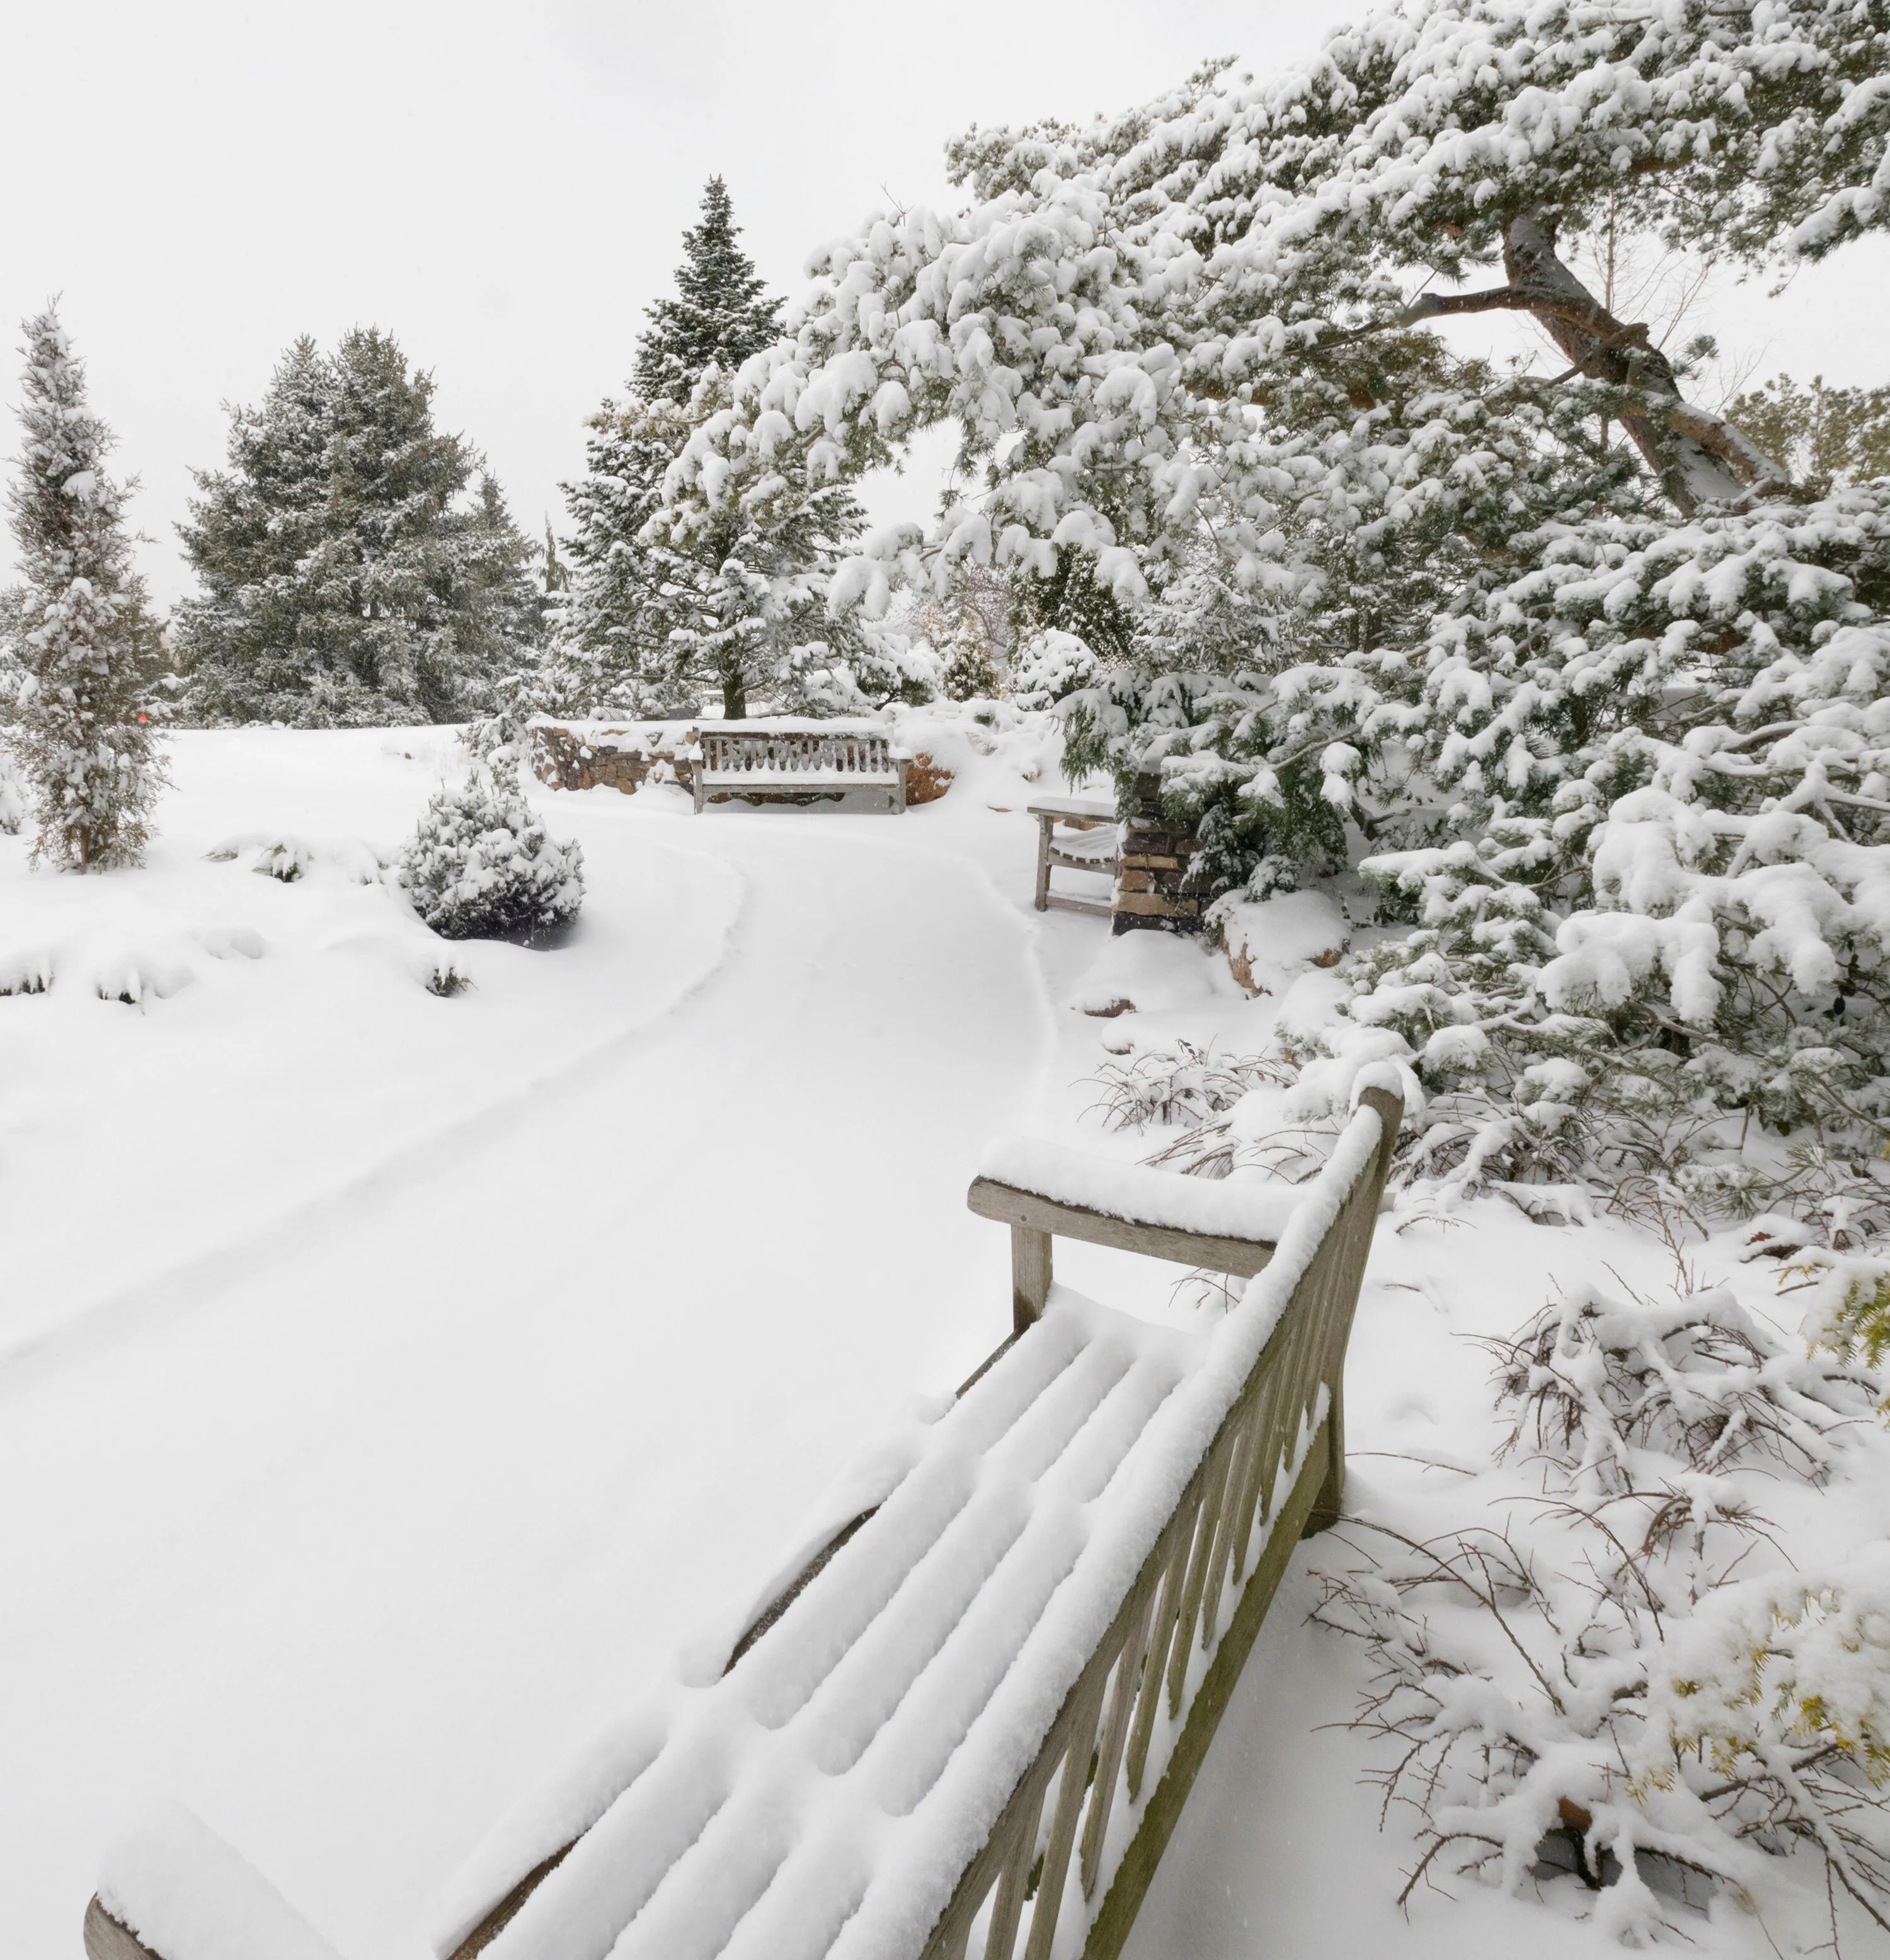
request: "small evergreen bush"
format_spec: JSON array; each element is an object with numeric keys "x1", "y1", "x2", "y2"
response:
[{"x1": 399, "y1": 759, "x2": 583, "y2": 941}]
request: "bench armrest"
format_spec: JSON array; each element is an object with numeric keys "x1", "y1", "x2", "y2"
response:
[{"x1": 969, "y1": 1138, "x2": 1301, "y2": 1276}]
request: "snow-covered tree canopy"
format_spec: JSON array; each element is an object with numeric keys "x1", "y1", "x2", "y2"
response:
[
  {"x1": 673, "y1": 0, "x2": 1888, "y2": 604},
  {"x1": 632, "y1": 175, "x2": 784, "y2": 408},
  {"x1": 663, "y1": 0, "x2": 1890, "y2": 1203}
]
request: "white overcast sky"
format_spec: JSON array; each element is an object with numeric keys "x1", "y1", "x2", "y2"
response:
[{"x1": 3, "y1": 0, "x2": 1886, "y2": 606}]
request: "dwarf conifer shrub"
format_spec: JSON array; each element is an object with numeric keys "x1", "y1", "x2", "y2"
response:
[{"x1": 399, "y1": 759, "x2": 583, "y2": 941}]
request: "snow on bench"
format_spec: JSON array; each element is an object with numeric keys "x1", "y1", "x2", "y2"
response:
[
  {"x1": 87, "y1": 1804, "x2": 340, "y2": 1960},
  {"x1": 83, "y1": 1080, "x2": 1402, "y2": 1960},
  {"x1": 689, "y1": 721, "x2": 912, "y2": 814}
]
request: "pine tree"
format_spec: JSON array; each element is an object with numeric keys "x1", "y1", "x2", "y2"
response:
[
  {"x1": 400, "y1": 754, "x2": 583, "y2": 941},
  {"x1": 667, "y1": 0, "x2": 1890, "y2": 1201},
  {"x1": 175, "y1": 330, "x2": 540, "y2": 727},
  {"x1": 6, "y1": 307, "x2": 166, "y2": 870},
  {"x1": 632, "y1": 177, "x2": 782, "y2": 404},
  {"x1": 555, "y1": 177, "x2": 885, "y2": 719},
  {"x1": 1727, "y1": 374, "x2": 1890, "y2": 488}
]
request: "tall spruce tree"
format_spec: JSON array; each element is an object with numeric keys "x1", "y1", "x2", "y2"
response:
[
  {"x1": 175, "y1": 330, "x2": 539, "y2": 727},
  {"x1": 556, "y1": 178, "x2": 896, "y2": 719},
  {"x1": 6, "y1": 306, "x2": 166, "y2": 870},
  {"x1": 631, "y1": 176, "x2": 782, "y2": 405}
]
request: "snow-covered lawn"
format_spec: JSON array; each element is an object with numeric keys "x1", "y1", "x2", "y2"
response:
[{"x1": 4, "y1": 726, "x2": 1883, "y2": 1959}]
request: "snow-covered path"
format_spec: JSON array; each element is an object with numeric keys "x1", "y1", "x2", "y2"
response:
[
  {"x1": 1, "y1": 742, "x2": 1057, "y2": 1960},
  {"x1": 11, "y1": 731, "x2": 1856, "y2": 1960}
]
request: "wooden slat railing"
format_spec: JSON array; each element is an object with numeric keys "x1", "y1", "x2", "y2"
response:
[
  {"x1": 82, "y1": 1086, "x2": 1401, "y2": 1960},
  {"x1": 922, "y1": 1085, "x2": 1399, "y2": 1959}
]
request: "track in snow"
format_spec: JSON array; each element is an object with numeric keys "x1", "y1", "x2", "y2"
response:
[{"x1": 0, "y1": 786, "x2": 1053, "y2": 1960}]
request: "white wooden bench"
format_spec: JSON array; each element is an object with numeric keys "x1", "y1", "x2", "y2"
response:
[
  {"x1": 1029, "y1": 799, "x2": 1118, "y2": 917},
  {"x1": 688, "y1": 720, "x2": 912, "y2": 813},
  {"x1": 83, "y1": 1082, "x2": 1402, "y2": 1960}
]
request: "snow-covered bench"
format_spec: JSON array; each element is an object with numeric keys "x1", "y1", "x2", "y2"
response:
[
  {"x1": 83, "y1": 1082, "x2": 1401, "y2": 1960},
  {"x1": 689, "y1": 720, "x2": 912, "y2": 813},
  {"x1": 1028, "y1": 799, "x2": 1118, "y2": 919}
]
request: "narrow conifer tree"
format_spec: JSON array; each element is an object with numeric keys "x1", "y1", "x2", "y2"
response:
[
  {"x1": 6, "y1": 307, "x2": 165, "y2": 869},
  {"x1": 556, "y1": 179, "x2": 896, "y2": 718},
  {"x1": 632, "y1": 177, "x2": 782, "y2": 404}
]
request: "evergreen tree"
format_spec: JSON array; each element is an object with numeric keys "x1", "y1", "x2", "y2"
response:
[
  {"x1": 669, "y1": 0, "x2": 1890, "y2": 1202},
  {"x1": 632, "y1": 176, "x2": 782, "y2": 404},
  {"x1": 400, "y1": 754, "x2": 583, "y2": 941},
  {"x1": 175, "y1": 330, "x2": 539, "y2": 727},
  {"x1": 556, "y1": 176, "x2": 894, "y2": 719},
  {"x1": 1727, "y1": 373, "x2": 1890, "y2": 488},
  {"x1": 556, "y1": 393, "x2": 697, "y2": 710},
  {"x1": 6, "y1": 307, "x2": 166, "y2": 870}
]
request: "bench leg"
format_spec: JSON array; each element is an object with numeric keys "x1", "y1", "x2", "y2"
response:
[
  {"x1": 1012, "y1": 1225, "x2": 1051, "y2": 1334},
  {"x1": 1034, "y1": 817, "x2": 1053, "y2": 912}
]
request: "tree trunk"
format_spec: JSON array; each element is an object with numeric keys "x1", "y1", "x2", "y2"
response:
[
  {"x1": 1406, "y1": 211, "x2": 1790, "y2": 517},
  {"x1": 721, "y1": 670, "x2": 747, "y2": 721}
]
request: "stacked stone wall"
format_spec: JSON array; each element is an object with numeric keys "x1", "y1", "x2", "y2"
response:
[
  {"x1": 528, "y1": 721, "x2": 693, "y2": 795},
  {"x1": 1111, "y1": 773, "x2": 1207, "y2": 934}
]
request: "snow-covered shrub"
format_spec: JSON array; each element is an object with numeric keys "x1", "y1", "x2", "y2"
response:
[
  {"x1": 1792, "y1": 1251, "x2": 1890, "y2": 1377},
  {"x1": 462, "y1": 670, "x2": 542, "y2": 766},
  {"x1": 204, "y1": 834, "x2": 391, "y2": 886},
  {"x1": 1085, "y1": 1038, "x2": 1289, "y2": 1133},
  {"x1": 1312, "y1": 1277, "x2": 1889, "y2": 1943},
  {"x1": 399, "y1": 759, "x2": 583, "y2": 941},
  {"x1": 1227, "y1": 488, "x2": 1890, "y2": 1213},
  {"x1": 1489, "y1": 1283, "x2": 1871, "y2": 1484},
  {"x1": 1637, "y1": 1564, "x2": 1890, "y2": 1886},
  {"x1": 1012, "y1": 631, "x2": 1100, "y2": 713}
]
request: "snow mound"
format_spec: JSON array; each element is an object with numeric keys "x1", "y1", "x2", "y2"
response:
[
  {"x1": 205, "y1": 834, "x2": 391, "y2": 885},
  {"x1": 1211, "y1": 890, "x2": 1348, "y2": 999},
  {"x1": 1067, "y1": 927, "x2": 1230, "y2": 1017},
  {"x1": 0, "y1": 919, "x2": 264, "y2": 1004}
]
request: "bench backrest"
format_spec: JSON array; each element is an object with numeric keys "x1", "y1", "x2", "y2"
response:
[{"x1": 697, "y1": 730, "x2": 900, "y2": 779}]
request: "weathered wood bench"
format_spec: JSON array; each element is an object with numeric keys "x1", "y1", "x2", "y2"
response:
[
  {"x1": 1029, "y1": 799, "x2": 1118, "y2": 917},
  {"x1": 689, "y1": 720, "x2": 912, "y2": 813},
  {"x1": 83, "y1": 1082, "x2": 1402, "y2": 1960}
]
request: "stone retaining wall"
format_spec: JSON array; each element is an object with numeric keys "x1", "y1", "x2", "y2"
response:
[{"x1": 528, "y1": 718, "x2": 694, "y2": 794}]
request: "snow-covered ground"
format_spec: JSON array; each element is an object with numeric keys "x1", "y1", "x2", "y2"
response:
[{"x1": 4, "y1": 723, "x2": 1882, "y2": 1959}]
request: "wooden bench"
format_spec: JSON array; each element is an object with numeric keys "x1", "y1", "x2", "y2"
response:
[
  {"x1": 688, "y1": 720, "x2": 911, "y2": 813},
  {"x1": 1029, "y1": 799, "x2": 1118, "y2": 917},
  {"x1": 83, "y1": 1084, "x2": 1402, "y2": 1960}
]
